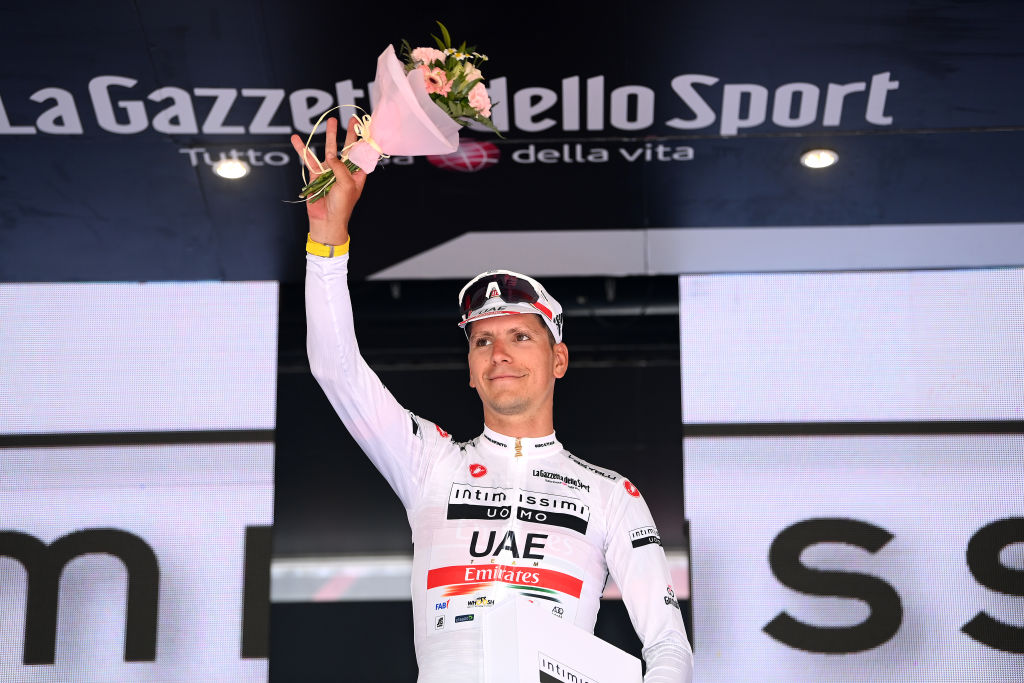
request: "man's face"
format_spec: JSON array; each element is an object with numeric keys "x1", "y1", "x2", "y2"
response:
[{"x1": 467, "y1": 314, "x2": 568, "y2": 419}]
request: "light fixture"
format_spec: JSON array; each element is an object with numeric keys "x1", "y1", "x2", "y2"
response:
[
  {"x1": 213, "y1": 158, "x2": 250, "y2": 179},
  {"x1": 800, "y1": 149, "x2": 838, "y2": 169}
]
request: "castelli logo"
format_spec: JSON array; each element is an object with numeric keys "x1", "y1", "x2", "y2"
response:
[
  {"x1": 469, "y1": 463, "x2": 488, "y2": 478},
  {"x1": 427, "y1": 140, "x2": 500, "y2": 172},
  {"x1": 624, "y1": 480, "x2": 640, "y2": 497},
  {"x1": 436, "y1": 425, "x2": 450, "y2": 438}
]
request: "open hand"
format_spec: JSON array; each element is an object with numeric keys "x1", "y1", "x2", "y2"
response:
[{"x1": 290, "y1": 116, "x2": 367, "y2": 246}]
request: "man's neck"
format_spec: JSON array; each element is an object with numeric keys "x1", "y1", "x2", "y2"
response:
[{"x1": 482, "y1": 413, "x2": 554, "y2": 439}]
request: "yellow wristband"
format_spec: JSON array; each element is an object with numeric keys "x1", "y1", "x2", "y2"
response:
[{"x1": 306, "y1": 234, "x2": 350, "y2": 258}]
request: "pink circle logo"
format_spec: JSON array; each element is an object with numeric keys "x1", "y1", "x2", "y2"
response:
[
  {"x1": 427, "y1": 140, "x2": 500, "y2": 172},
  {"x1": 469, "y1": 463, "x2": 488, "y2": 478}
]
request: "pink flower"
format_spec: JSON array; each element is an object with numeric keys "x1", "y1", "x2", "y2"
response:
[
  {"x1": 411, "y1": 46, "x2": 446, "y2": 67},
  {"x1": 419, "y1": 65, "x2": 453, "y2": 96},
  {"x1": 468, "y1": 82, "x2": 491, "y2": 118}
]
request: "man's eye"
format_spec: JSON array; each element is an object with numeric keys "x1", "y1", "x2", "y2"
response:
[
  {"x1": 516, "y1": 333, "x2": 531, "y2": 341},
  {"x1": 474, "y1": 338, "x2": 492, "y2": 347}
]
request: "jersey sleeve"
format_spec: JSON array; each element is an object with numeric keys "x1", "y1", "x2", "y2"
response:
[
  {"x1": 604, "y1": 479, "x2": 694, "y2": 683},
  {"x1": 305, "y1": 252, "x2": 438, "y2": 509}
]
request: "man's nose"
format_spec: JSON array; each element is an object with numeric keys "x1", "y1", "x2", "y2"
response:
[{"x1": 490, "y1": 339, "x2": 513, "y2": 362}]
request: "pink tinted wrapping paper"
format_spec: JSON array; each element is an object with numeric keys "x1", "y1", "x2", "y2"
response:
[{"x1": 346, "y1": 44, "x2": 462, "y2": 172}]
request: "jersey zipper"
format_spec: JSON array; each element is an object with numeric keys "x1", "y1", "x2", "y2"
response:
[{"x1": 494, "y1": 438, "x2": 526, "y2": 608}]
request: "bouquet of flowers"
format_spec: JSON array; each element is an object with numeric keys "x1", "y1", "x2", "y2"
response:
[{"x1": 299, "y1": 22, "x2": 498, "y2": 203}]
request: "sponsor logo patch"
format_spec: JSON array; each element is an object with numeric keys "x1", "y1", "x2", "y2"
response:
[
  {"x1": 427, "y1": 564, "x2": 584, "y2": 599},
  {"x1": 538, "y1": 653, "x2": 595, "y2": 683},
  {"x1": 469, "y1": 530, "x2": 547, "y2": 561},
  {"x1": 532, "y1": 468, "x2": 590, "y2": 492},
  {"x1": 629, "y1": 525, "x2": 662, "y2": 548},
  {"x1": 447, "y1": 483, "x2": 590, "y2": 534},
  {"x1": 623, "y1": 479, "x2": 641, "y2": 497},
  {"x1": 467, "y1": 305, "x2": 521, "y2": 321},
  {"x1": 435, "y1": 615, "x2": 445, "y2": 630},
  {"x1": 664, "y1": 585, "x2": 679, "y2": 609},
  {"x1": 435, "y1": 599, "x2": 451, "y2": 610},
  {"x1": 436, "y1": 424, "x2": 450, "y2": 438},
  {"x1": 467, "y1": 596, "x2": 495, "y2": 608},
  {"x1": 454, "y1": 614, "x2": 475, "y2": 624},
  {"x1": 567, "y1": 453, "x2": 618, "y2": 481},
  {"x1": 469, "y1": 463, "x2": 488, "y2": 478}
]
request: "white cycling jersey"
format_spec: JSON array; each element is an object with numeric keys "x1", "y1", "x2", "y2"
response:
[{"x1": 306, "y1": 253, "x2": 693, "y2": 682}]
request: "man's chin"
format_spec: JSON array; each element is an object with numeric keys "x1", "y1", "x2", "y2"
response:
[{"x1": 487, "y1": 396, "x2": 530, "y2": 417}]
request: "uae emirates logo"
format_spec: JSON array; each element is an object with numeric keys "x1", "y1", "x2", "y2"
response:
[{"x1": 469, "y1": 463, "x2": 488, "y2": 478}]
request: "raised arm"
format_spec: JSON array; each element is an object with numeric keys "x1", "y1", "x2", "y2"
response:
[{"x1": 294, "y1": 119, "x2": 435, "y2": 509}]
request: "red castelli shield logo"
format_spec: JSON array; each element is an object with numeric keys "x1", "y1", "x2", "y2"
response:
[
  {"x1": 623, "y1": 480, "x2": 640, "y2": 497},
  {"x1": 436, "y1": 425, "x2": 450, "y2": 438},
  {"x1": 469, "y1": 463, "x2": 487, "y2": 478}
]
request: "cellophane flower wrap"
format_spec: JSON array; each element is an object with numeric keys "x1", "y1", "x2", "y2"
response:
[
  {"x1": 299, "y1": 22, "x2": 499, "y2": 202},
  {"x1": 345, "y1": 44, "x2": 461, "y2": 173}
]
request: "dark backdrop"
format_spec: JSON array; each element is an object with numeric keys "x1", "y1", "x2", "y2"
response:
[{"x1": 2, "y1": 1, "x2": 1022, "y2": 282}]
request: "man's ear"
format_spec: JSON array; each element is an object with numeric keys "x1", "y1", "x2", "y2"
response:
[{"x1": 553, "y1": 342, "x2": 569, "y2": 379}]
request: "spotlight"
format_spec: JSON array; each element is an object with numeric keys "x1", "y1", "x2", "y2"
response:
[
  {"x1": 213, "y1": 158, "x2": 250, "y2": 179},
  {"x1": 800, "y1": 149, "x2": 838, "y2": 169}
]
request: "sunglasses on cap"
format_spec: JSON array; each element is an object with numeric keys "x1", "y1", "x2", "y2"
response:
[{"x1": 458, "y1": 270, "x2": 546, "y2": 318}]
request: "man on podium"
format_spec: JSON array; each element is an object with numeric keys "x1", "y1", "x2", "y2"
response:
[{"x1": 291, "y1": 118, "x2": 693, "y2": 683}]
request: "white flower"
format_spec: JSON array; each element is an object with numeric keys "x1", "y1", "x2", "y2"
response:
[{"x1": 464, "y1": 63, "x2": 483, "y2": 83}]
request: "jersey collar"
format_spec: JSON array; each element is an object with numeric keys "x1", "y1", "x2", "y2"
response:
[{"x1": 478, "y1": 426, "x2": 562, "y2": 458}]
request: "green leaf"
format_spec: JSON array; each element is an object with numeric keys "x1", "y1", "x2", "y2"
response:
[
  {"x1": 436, "y1": 21, "x2": 452, "y2": 49},
  {"x1": 304, "y1": 175, "x2": 335, "y2": 202},
  {"x1": 431, "y1": 33, "x2": 445, "y2": 51},
  {"x1": 432, "y1": 98, "x2": 453, "y2": 116},
  {"x1": 300, "y1": 171, "x2": 334, "y2": 197},
  {"x1": 469, "y1": 114, "x2": 503, "y2": 137},
  {"x1": 460, "y1": 77, "x2": 482, "y2": 95}
]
